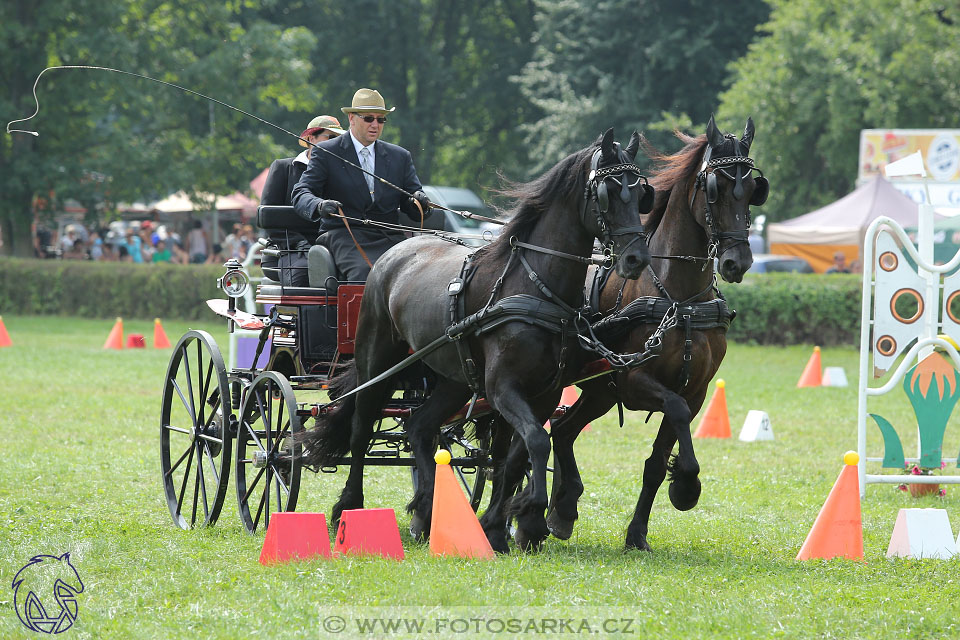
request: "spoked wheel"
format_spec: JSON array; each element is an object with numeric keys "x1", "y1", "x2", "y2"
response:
[
  {"x1": 235, "y1": 371, "x2": 302, "y2": 534},
  {"x1": 411, "y1": 417, "x2": 492, "y2": 511},
  {"x1": 160, "y1": 330, "x2": 233, "y2": 529}
]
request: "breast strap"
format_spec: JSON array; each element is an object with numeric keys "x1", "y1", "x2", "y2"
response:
[{"x1": 591, "y1": 296, "x2": 735, "y2": 341}]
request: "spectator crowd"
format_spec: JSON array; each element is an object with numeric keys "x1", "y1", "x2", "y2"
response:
[{"x1": 38, "y1": 220, "x2": 261, "y2": 266}]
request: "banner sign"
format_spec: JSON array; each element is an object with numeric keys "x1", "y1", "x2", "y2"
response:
[{"x1": 859, "y1": 129, "x2": 960, "y2": 207}]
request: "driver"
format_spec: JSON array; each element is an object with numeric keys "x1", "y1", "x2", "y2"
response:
[{"x1": 292, "y1": 88, "x2": 431, "y2": 282}]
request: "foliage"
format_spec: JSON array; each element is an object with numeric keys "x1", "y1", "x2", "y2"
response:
[
  {"x1": 0, "y1": 258, "x2": 221, "y2": 319},
  {"x1": 513, "y1": 0, "x2": 770, "y2": 173},
  {"x1": 0, "y1": 0, "x2": 317, "y2": 256},
  {"x1": 257, "y1": 0, "x2": 539, "y2": 192},
  {"x1": 723, "y1": 273, "x2": 863, "y2": 345},
  {"x1": 718, "y1": 0, "x2": 960, "y2": 223}
]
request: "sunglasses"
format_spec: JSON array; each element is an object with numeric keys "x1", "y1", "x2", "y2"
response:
[{"x1": 359, "y1": 115, "x2": 387, "y2": 124}]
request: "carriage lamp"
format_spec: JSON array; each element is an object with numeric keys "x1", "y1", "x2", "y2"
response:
[{"x1": 218, "y1": 259, "x2": 249, "y2": 300}]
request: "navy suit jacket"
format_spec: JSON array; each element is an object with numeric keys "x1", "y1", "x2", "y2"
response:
[{"x1": 292, "y1": 132, "x2": 423, "y2": 233}]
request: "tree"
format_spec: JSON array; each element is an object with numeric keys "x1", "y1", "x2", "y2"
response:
[
  {"x1": 718, "y1": 0, "x2": 960, "y2": 223},
  {"x1": 256, "y1": 0, "x2": 539, "y2": 190},
  {"x1": 514, "y1": 0, "x2": 770, "y2": 174},
  {"x1": 1, "y1": 0, "x2": 317, "y2": 256}
]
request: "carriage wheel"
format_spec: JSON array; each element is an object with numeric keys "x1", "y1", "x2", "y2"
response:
[
  {"x1": 410, "y1": 419, "x2": 491, "y2": 511},
  {"x1": 160, "y1": 330, "x2": 232, "y2": 529},
  {"x1": 235, "y1": 371, "x2": 302, "y2": 534}
]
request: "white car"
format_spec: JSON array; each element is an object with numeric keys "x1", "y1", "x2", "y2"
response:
[{"x1": 398, "y1": 185, "x2": 500, "y2": 246}]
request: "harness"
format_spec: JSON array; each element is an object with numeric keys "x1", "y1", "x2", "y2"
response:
[
  {"x1": 582, "y1": 137, "x2": 764, "y2": 392},
  {"x1": 319, "y1": 146, "x2": 657, "y2": 411},
  {"x1": 689, "y1": 135, "x2": 768, "y2": 266}
]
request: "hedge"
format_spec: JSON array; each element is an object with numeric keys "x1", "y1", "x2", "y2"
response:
[
  {"x1": 723, "y1": 273, "x2": 862, "y2": 345},
  {"x1": 0, "y1": 257, "x2": 227, "y2": 320},
  {"x1": 0, "y1": 258, "x2": 864, "y2": 344}
]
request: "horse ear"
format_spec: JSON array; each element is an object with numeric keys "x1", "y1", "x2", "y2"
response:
[
  {"x1": 741, "y1": 117, "x2": 755, "y2": 151},
  {"x1": 706, "y1": 115, "x2": 724, "y2": 149},
  {"x1": 601, "y1": 128, "x2": 615, "y2": 160},
  {"x1": 624, "y1": 131, "x2": 640, "y2": 161}
]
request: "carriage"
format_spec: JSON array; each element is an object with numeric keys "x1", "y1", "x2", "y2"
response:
[
  {"x1": 159, "y1": 204, "x2": 573, "y2": 534},
  {"x1": 160, "y1": 121, "x2": 766, "y2": 552}
]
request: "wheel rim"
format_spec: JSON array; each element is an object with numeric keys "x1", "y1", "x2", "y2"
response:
[
  {"x1": 236, "y1": 371, "x2": 302, "y2": 534},
  {"x1": 160, "y1": 330, "x2": 231, "y2": 529}
]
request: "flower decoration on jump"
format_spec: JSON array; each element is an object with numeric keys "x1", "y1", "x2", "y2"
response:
[{"x1": 871, "y1": 351, "x2": 960, "y2": 484}]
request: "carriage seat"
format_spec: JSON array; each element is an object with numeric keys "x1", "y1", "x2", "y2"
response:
[{"x1": 256, "y1": 205, "x2": 336, "y2": 288}]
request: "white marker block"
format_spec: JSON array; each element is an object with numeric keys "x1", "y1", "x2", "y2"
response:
[
  {"x1": 822, "y1": 367, "x2": 848, "y2": 387},
  {"x1": 887, "y1": 508, "x2": 957, "y2": 559},
  {"x1": 738, "y1": 410, "x2": 774, "y2": 442}
]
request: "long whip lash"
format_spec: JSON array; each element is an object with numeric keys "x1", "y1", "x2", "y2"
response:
[{"x1": 5, "y1": 65, "x2": 504, "y2": 226}]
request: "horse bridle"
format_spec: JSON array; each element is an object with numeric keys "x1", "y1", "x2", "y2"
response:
[
  {"x1": 583, "y1": 146, "x2": 654, "y2": 261},
  {"x1": 690, "y1": 136, "x2": 769, "y2": 262}
]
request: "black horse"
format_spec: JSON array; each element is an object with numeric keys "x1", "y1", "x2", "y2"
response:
[
  {"x1": 498, "y1": 117, "x2": 767, "y2": 551},
  {"x1": 303, "y1": 129, "x2": 653, "y2": 552}
]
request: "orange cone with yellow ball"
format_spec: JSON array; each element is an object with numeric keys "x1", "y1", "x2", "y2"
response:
[
  {"x1": 797, "y1": 346, "x2": 823, "y2": 387},
  {"x1": 103, "y1": 317, "x2": 124, "y2": 350},
  {"x1": 693, "y1": 379, "x2": 731, "y2": 438},
  {"x1": 429, "y1": 449, "x2": 495, "y2": 559},
  {"x1": 153, "y1": 318, "x2": 172, "y2": 349},
  {"x1": 796, "y1": 451, "x2": 863, "y2": 561}
]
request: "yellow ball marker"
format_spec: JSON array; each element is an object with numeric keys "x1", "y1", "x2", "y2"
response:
[
  {"x1": 843, "y1": 450, "x2": 859, "y2": 466},
  {"x1": 434, "y1": 449, "x2": 451, "y2": 465}
]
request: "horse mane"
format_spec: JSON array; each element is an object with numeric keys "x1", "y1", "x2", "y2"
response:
[
  {"x1": 474, "y1": 143, "x2": 595, "y2": 266},
  {"x1": 639, "y1": 132, "x2": 707, "y2": 233}
]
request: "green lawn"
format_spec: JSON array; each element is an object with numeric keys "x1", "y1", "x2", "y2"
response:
[{"x1": 1, "y1": 315, "x2": 959, "y2": 639}]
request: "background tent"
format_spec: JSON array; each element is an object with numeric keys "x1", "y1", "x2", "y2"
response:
[{"x1": 767, "y1": 176, "x2": 928, "y2": 272}]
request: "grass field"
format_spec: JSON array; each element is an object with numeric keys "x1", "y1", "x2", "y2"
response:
[{"x1": 2, "y1": 314, "x2": 960, "y2": 639}]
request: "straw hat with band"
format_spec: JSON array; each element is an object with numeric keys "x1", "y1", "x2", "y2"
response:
[
  {"x1": 299, "y1": 115, "x2": 345, "y2": 147},
  {"x1": 341, "y1": 88, "x2": 396, "y2": 114}
]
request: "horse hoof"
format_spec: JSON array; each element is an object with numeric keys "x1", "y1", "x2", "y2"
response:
[
  {"x1": 668, "y1": 477, "x2": 701, "y2": 511},
  {"x1": 624, "y1": 532, "x2": 652, "y2": 552},
  {"x1": 514, "y1": 527, "x2": 545, "y2": 553},
  {"x1": 545, "y1": 510, "x2": 575, "y2": 540},
  {"x1": 625, "y1": 538, "x2": 653, "y2": 553},
  {"x1": 409, "y1": 514, "x2": 429, "y2": 542}
]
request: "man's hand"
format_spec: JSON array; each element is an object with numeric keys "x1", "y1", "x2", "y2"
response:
[
  {"x1": 410, "y1": 191, "x2": 433, "y2": 219},
  {"x1": 314, "y1": 199, "x2": 342, "y2": 221}
]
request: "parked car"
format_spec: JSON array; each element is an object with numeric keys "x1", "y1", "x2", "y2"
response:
[
  {"x1": 397, "y1": 185, "x2": 500, "y2": 246},
  {"x1": 748, "y1": 253, "x2": 815, "y2": 274}
]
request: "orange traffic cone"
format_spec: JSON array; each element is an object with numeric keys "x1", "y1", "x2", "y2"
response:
[
  {"x1": 796, "y1": 451, "x2": 863, "y2": 561},
  {"x1": 103, "y1": 317, "x2": 124, "y2": 350},
  {"x1": 0, "y1": 316, "x2": 11, "y2": 348},
  {"x1": 797, "y1": 346, "x2": 822, "y2": 387},
  {"x1": 429, "y1": 450, "x2": 495, "y2": 559},
  {"x1": 693, "y1": 379, "x2": 731, "y2": 438},
  {"x1": 154, "y1": 318, "x2": 171, "y2": 348}
]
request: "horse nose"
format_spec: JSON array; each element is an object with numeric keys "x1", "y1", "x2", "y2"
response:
[
  {"x1": 721, "y1": 257, "x2": 745, "y2": 283},
  {"x1": 621, "y1": 244, "x2": 649, "y2": 277}
]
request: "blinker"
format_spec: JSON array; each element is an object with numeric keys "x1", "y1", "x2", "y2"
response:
[
  {"x1": 751, "y1": 175, "x2": 769, "y2": 206},
  {"x1": 597, "y1": 181, "x2": 609, "y2": 213},
  {"x1": 706, "y1": 172, "x2": 718, "y2": 204}
]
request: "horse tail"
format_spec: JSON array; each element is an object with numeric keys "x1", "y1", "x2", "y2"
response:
[{"x1": 300, "y1": 362, "x2": 358, "y2": 467}]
